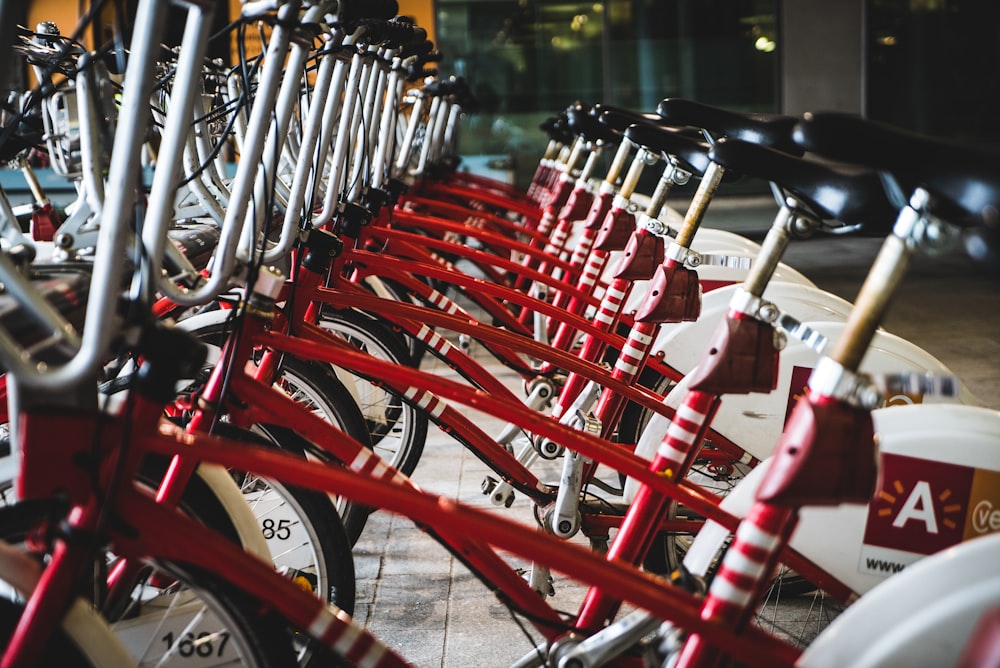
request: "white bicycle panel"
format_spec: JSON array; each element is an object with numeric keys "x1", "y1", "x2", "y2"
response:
[
  {"x1": 798, "y1": 532, "x2": 1000, "y2": 668},
  {"x1": 648, "y1": 281, "x2": 855, "y2": 380},
  {"x1": 682, "y1": 404, "x2": 1000, "y2": 597},
  {"x1": 632, "y1": 319, "x2": 977, "y2": 478}
]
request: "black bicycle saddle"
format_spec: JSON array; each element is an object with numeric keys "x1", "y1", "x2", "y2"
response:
[
  {"x1": 657, "y1": 98, "x2": 802, "y2": 155},
  {"x1": 793, "y1": 112, "x2": 1000, "y2": 226},
  {"x1": 709, "y1": 137, "x2": 897, "y2": 234},
  {"x1": 623, "y1": 122, "x2": 713, "y2": 176},
  {"x1": 594, "y1": 104, "x2": 667, "y2": 134},
  {"x1": 565, "y1": 103, "x2": 618, "y2": 145}
]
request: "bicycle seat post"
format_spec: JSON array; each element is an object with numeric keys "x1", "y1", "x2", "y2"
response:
[
  {"x1": 830, "y1": 189, "x2": 937, "y2": 371},
  {"x1": 677, "y1": 188, "x2": 956, "y2": 668}
]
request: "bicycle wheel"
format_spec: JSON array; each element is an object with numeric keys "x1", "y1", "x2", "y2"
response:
[
  {"x1": 751, "y1": 564, "x2": 845, "y2": 648},
  {"x1": 255, "y1": 358, "x2": 375, "y2": 544},
  {"x1": 109, "y1": 561, "x2": 297, "y2": 667},
  {"x1": 141, "y1": 436, "x2": 356, "y2": 617},
  {"x1": 318, "y1": 307, "x2": 428, "y2": 476},
  {"x1": 231, "y1": 472, "x2": 356, "y2": 615},
  {"x1": 0, "y1": 504, "x2": 297, "y2": 667},
  {"x1": 685, "y1": 528, "x2": 844, "y2": 648},
  {"x1": 641, "y1": 457, "x2": 752, "y2": 576},
  {"x1": 183, "y1": 321, "x2": 376, "y2": 543},
  {"x1": 0, "y1": 598, "x2": 110, "y2": 666}
]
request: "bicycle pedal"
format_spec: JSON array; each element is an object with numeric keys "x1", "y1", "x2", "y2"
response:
[
  {"x1": 534, "y1": 438, "x2": 564, "y2": 459},
  {"x1": 482, "y1": 478, "x2": 516, "y2": 507},
  {"x1": 481, "y1": 476, "x2": 498, "y2": 494}
]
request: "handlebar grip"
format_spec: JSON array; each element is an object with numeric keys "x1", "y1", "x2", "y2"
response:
[
  {"x1": 377, "y1": 19, "x2": 426, "y2": 47},
  {"x1": 410, "y1": 25, "x2": 428, "y2": 43},
  {"x1": 337, "y1": 0, "x2": 398, "y2": 23},
  {"x1": 400, "y1": 39, "x2": 434, "y2": 59}
]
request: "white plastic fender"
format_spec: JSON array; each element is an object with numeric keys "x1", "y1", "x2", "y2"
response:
[
  {"x1": 682, "y1": 404, "x2": 1000, "y2": 597},
  {"x1": 194, "y1": 463, "x2": 273, "y2": 561},
  {"x1": 798, "y1": 532, "x2": 1000, "y2": 668},
  {"x1": 0, "y1": 541, "x2": 138, "y2": 666},
  {"x1": 175, "y1": 306, "x2": 364, "y2": 408},
  {"x1": 596, "y1": 228, "x2": 815, "y2": 314}
]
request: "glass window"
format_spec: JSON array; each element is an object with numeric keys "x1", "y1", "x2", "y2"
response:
[
  {"x1": 436, "y1": 0, "x2": 779, "y2": 187},
  {"x1": 606, "y1": 1, "x2": 778, "y2": 111},
  {"x1": 867, "y1": 0, "x2": 1000, "y2": 147}
]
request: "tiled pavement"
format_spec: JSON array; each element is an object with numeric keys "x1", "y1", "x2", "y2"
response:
[{"x1": 351, "y1": 198, "x2": 1000, "y2": 667}]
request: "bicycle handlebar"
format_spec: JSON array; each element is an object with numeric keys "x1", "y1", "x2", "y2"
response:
[
  {"x1": 399, "y1": 38, "x2": 435, "y2": 59},
  {"x1": 337, "y1": 0, "x2": 399, "y2": 24},
  {"x1": 0, "y1": 0, "x2": 176, "y2": 391}
]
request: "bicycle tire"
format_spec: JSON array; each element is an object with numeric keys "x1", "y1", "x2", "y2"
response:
[
  {"x1": 231, "y1": 472, "x2": 356, "y2": 616},
  {"x1": 256, "y1": 358, "x2": 375, "y2": 544},
  {"x1": 184, "y1": 322, "x2": 376, "y2": 543},
  {"x1": 142, "y1": 435, "x2": 356, "y2": 618},
  {"x1": 0, "y1": 503, "x2": 297, "y2": 667},
  {"x1": 113, "y1": 560, "x2": 298, "y2": 667},
  {"x1": 318, "y1": 307, "x2": 428, "y2": 476},
  {"x1": 0, "y1": 598, "x2": 108, "y2": 666}
]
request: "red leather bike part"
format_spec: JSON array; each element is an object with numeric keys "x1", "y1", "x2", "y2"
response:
[
  {"x1": 583, "y1": 191, "x2": 615, "y2": 230},
  {"x1": 30, "y1": 203, "x2": 60, "y2": 241},
  {"x1": 756, "y1": 396, "x2": 878, "y2": 507},
  {"x1": 634, "y1": 262, "x2": 702, "y2": 323},
  {"x1": 687, "y1": 314, "x2": 779, "y2": 394},
  {"x1": 559, "y1": 187, "x2": 595, "y2": 222},
  {"x1": 593, "y1": 207, "x2": 635, "y2": 251},
  {"x1": 614, "y1": 230, "x2": 664, "y2": 280},
  {"x1": 547, "y1": 178, "x2": 574, "y2": 212}
]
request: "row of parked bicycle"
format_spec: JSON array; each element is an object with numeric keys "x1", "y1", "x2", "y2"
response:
[{"x1": 0, "y1": 0, "x2": 997, "y2": 666}]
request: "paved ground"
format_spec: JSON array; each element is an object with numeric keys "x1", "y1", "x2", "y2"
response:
[{"x1": 351, "y1": 196, "x2": 998, "y2": 667}]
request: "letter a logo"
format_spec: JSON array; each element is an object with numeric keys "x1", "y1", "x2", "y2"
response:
[
  {"x1": 863, "y1": 453, "x2": 973, "y2": 555},
  {"x1": 892, "y1": 481, "x2": 938, "y2": 534}
]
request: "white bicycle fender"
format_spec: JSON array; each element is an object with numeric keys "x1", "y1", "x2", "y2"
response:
[
  {"x1": 798, "y1": 532, "x2": 1000, "y2": 668},
  {"x1": 195, "y1": 464, "x2": 272, "y2": 561},
  {"x1": 0, "y1": 541, "x2": 138, "y2": 667}
]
